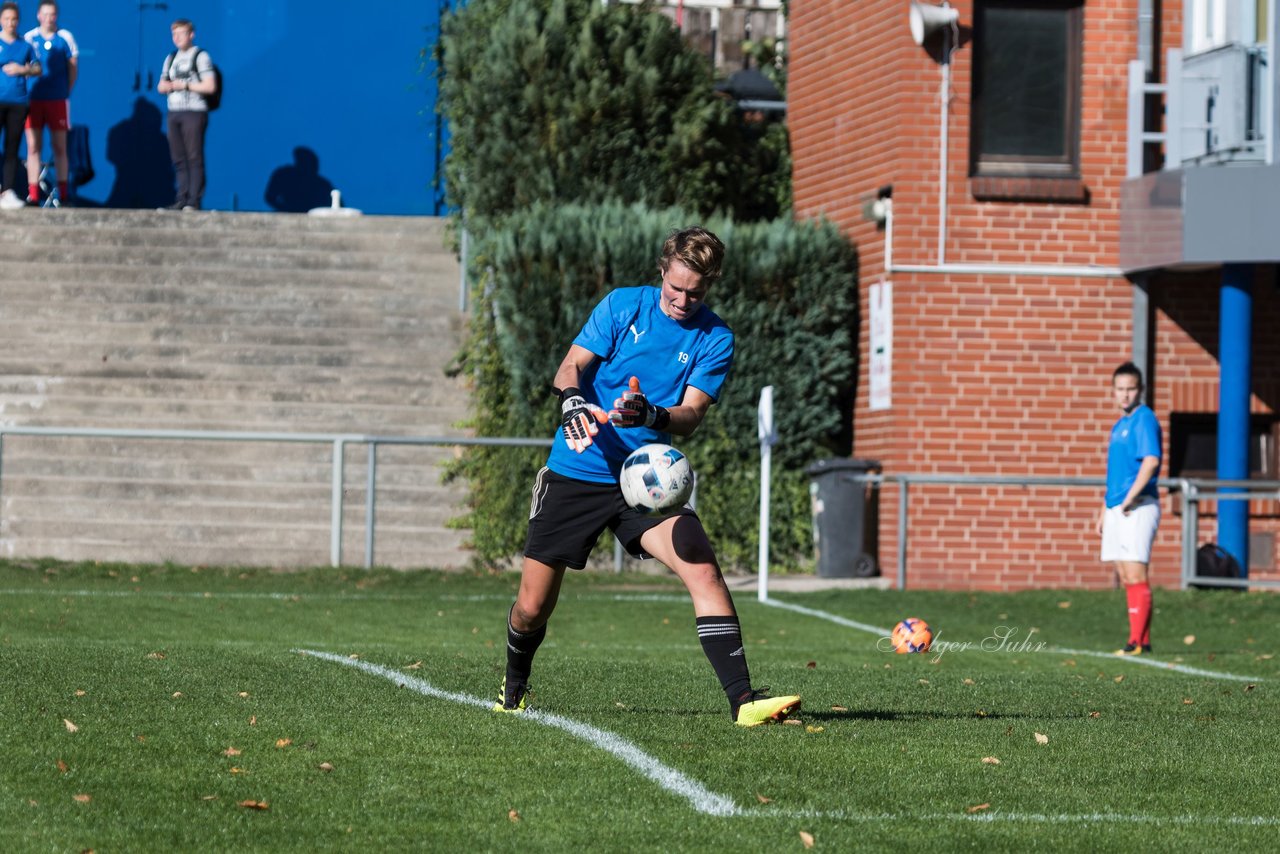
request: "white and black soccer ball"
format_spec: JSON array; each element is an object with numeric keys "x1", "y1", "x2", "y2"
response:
[{"x1": 619, "y1": 443, "x2": 694, "y2": 516}]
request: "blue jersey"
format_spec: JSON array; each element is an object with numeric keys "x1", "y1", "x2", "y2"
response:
[
  {"x1": 1105, "y1": 404, "x2": 1162, "y2": 508},
  {"x1": 547, "y1": 285, "x2": 734, "y2": 483},
  {"x1": 0, "y1": 37, "x2": 36, "y2": 104},
  {"x1": 25, "y1": 28, "x2": 78, "y2": 101}
]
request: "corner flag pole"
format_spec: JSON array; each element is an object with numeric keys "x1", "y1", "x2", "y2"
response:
[{"x1": 757, "y1": 386, "x2": 776, "y2": 602}]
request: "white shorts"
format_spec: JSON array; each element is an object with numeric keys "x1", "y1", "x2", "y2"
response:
[{"x1": 1100, "y1": 496, "x2": 1161, "y2": 564}]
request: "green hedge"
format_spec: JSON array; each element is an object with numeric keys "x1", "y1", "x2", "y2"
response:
[
  {"x1": 448, "y1": 202, "x2": 858, "y2": 570},
  {"x1": 439, "y1": 0, "x2": 788, "y2": 221}
]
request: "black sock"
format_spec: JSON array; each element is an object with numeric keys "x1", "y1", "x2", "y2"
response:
[
  {"x1": 696, "y1": 615, "x2": 752, "y2": 711},
  {"x1": 505, "y1": 607, "x2": 546, "y2": 686}
]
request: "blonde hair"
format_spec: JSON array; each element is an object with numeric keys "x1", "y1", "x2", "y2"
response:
[{"x1": 659, "y1": 226, "x2": 725, "y2": 281}]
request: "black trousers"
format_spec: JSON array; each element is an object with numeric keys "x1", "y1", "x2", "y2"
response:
[
  {"x1": 0, "y1": 101, "x2": 27, "y2": 192},
  {"x1": 167, "y1": 110, "x2": 208, "y2": 207}
]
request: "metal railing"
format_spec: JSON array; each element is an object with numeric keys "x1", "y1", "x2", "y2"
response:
[
  {"x1": 847, "y1": 473, "x2": 1280, "y2": 590},
  {"x1": 0, "y1": 425, "x2": 552, "y2": 569}
]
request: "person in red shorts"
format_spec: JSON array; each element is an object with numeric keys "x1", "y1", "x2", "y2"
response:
[{"x1": 23, "y1": 0, "x2": 77, "y2": 205}]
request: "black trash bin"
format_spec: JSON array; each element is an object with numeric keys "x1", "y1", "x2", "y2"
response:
[{"x1": 806, "y1": 458, "x2": 881, "y2": 578}]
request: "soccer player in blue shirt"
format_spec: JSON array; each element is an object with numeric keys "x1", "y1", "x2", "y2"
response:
[
  {"x1": 493, "y1": 226, "x2": 800, "y2": 727},
  {"x1": 23, "y1": 0, "x2": 76, "y2": 205},
  {"x1": 1096, "y1": 362, "x2": 1162, "y2": 655},
  {"x1": 0, "y1": 1, "x2": 40, "y2": 210}
]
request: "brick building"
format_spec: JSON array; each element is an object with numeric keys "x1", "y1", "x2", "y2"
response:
[{"x1": 788, "y1": 1, "x2": 1280, "y2": 589}]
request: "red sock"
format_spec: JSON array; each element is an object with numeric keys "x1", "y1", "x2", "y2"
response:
[
  {"x1": 27, "y1": 185, "x2": 39, "y2": 201},
  {"x1": 1136, "y1": 582, "x2": 1152, "y2": 646},
  {"x1": 1125, "y1": 582, "x2": 1152, "y2": 646}
]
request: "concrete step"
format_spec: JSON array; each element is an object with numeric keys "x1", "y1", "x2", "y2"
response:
[
  {"x1": 7, "y1": 221, "x2": 450, "y2": 254},
  {"x1": 3, "y1": 207, "x2": 454, "y2": 239},
  {"x1": 1, "y1": 261, "x2": 460, "y2": 292},
  {"x1": 0, "y1": 375, "x2": 468, "y2": 408},
  {"x1": 4, "y1": 242, "x2": 439, "y2": 273}
]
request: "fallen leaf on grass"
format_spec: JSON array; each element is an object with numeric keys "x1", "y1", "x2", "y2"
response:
[
  {"x1": 275, "y1": 739, "x2": 292, "y2": 749},
  {"x1": 1088, "y1": 711, "x2": 1101, "y2": 718},
  {"x1": 615, "y1": 702, "x2": 627, "y2": 709},
  {"x1": 237, "y1": 692, "x2": 250, "y2": 698},
  {"x1": 967, "y1": 803, "x2": 991, "y2": 813},
  {"x1": 249, "y1": 716, "x2": 257, "y2": 726},
  {"x1": 918, "y1": 679, "x2": 930, "y2": 685},
  {"x1": 145, "y1": 652, "x2": 166, "y2": 660},
  {"x1": 74, "y1": 690, "x2": 86, "y2": 697},
  {"x1": 1114, "y1": 675, "x2": 1125, "y2": 683},
  {"x1": 981, "y1": 757, "x2": 1001, "y2": 765},
  {"x1": 63, "y1": 719, "x2": 79, "y2": 733},
  {"x1": 1183, "y1": 698, "x2": 1195, "y2": 705},
  {"x1": 56, "y1": 760, "x2": 69, "y2": 773},
  {"x1": 403, "y1": 661, "x2": 423, "y2": 670},
  {"x1": 755, "y1": 793, "x2": 772, "y2": 804},
  {"x1": 962, "y1": 679, "x2": 975, "y2": 686},
  {"x1": 348, "y1": 653, "x2": 362, "y2": 659},
  {"x1": 799, "y1": 830, "x2": 815, "y2": 849},
  {"x1": 229, "y1": 767, "x2": 246, "y2": 775},
  {"x1": 1058, "y1": 601, "x2": 1072, "y2": 609},
  {"x1": 318, "y1": 762, "x2": 334, "y2": 772},
  {"x1": 806, "y1": 661, "x2": 817, "y2": 669},
  {"x1": 172, "y1": 692, "x2": 183, "y2": 698},
  {"x1": 1244, "y1": 684, "x2": 1257, "y2": 693},
  {"x1": 1183, "y1": 635, "x2": 1196, "y2": 646},
  {"x1": 222, "y1": 747, "x2": 241, "y2": 757},
  {"x1": 1034, "y1": 732, "x2": 1048, "y2": 745},
  {"x1": 72, "y1": 794, "x2": 91, "y2": 803},
  {"x1": 201, "y1": 795, "x2": 218, "y2": 801},
  {"x1": 237, "y1": 800, "x2": 269, "y2": 810},
  {"x1": 782, "y1": 719, "x2": 803, "y2": 726},
  {"x1": 506, "y1": 809, "x2": 521, "y2": 822},
  {"x1": 805, "y1": 726, "x2": 825, "y2": 733},
  {"x1": 1258, "y1": 654, "x2": 1274, "y2": 661}
]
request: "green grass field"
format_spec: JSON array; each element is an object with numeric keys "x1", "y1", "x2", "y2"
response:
[{"x1": 2, "y1": 558, "x2": 1277, "y2": 852}]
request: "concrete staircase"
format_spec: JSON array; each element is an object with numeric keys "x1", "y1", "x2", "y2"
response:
[{"x1": 0, "y1": 208, "x2": 475, "y2": 569}]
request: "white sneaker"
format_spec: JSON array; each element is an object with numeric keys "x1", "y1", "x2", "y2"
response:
[{"x1": 0, "y1": 189, "x2": 26, "y2": 210}]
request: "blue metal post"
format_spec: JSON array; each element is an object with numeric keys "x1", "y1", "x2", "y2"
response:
[{"x1": 1217, "y1": 264, "x2": 1252, "y2": 576}]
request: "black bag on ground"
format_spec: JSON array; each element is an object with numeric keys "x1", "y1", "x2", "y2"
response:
[{"x1": 1192, "y1": 543, "x2": 1242, "y2": 590}]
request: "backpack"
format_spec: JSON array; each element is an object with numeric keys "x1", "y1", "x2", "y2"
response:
[
  {"x1": 167, "y1": 47, "x2": 222, "y2": 111},
  {"x1": 1192, "y1": 543, "x2": 1242, "y2": 590}
]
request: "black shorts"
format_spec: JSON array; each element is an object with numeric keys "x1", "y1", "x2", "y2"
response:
[{"x1": 523, "y1": 467, "x2": 697, "y2": 569}]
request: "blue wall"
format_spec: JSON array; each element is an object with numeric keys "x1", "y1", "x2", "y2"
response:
[{"x1": 37, "y1": 0, "x2": 447, "y2": 215}]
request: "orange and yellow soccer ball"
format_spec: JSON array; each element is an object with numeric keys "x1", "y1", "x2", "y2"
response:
[{"x1": 891, "y1": 617, "x2": 933, "y2": 653}]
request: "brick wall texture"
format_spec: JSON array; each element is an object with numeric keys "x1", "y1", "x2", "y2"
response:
[{"x1": 788, "y1": 0, "x2": 1279, "y2": 589}]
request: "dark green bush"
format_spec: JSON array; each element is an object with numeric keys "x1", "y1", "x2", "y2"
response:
[
  {"x1": 448, "y1": 202, "x2": 857, "y2": 570},
  {"x1": 439, "y1": 0, "x2": 788, "y2": 221}
]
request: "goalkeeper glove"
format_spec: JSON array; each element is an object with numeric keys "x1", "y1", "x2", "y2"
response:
[
  {"x1": 608, "y1": 376, "x2": 670, "y2": 430},
  {"x1": 558, "y1": 387, "x2": 608, "y2": 453}
]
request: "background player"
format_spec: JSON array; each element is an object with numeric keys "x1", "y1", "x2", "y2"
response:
[
  {"x1": 24, "y1": 0, "x2": 76, "y2": 205},
  {"x1": 1096, "y1": 361, "x2": 1162, "y2": 655}
]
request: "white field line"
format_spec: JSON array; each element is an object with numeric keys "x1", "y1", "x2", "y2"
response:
[
  {"x1": 299, "y1": 648, "x2": 1280, "y2": 829},
  {"x1": 7, "y1": 584, "x2": 1265, "y2": 681},
  {"x1": 296, "y1": 648, "x2": 740, "y2": 817},
  {"x1": 760, "y1": 598, "x2": 1265, "y2": 683},
  {"x1": 758, "y1": 810, "x2": 1280, "y2": 826}
]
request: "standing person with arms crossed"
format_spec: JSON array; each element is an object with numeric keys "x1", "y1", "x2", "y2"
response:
[
  {"x1": 0, "y1": 1, "x2": 40, "y2": 210},
  {"x1": 1097, "y1": 361, "x2": 1163, "y2": 655},
  {"x1": 156, "y1": 18, "x2": 214, "y2": 210},
  {"x1": 493, "y1": 226, "x2": 801, "y2": 727},
  {"x1": 23, "y1": 0, "x2": 75, "y2": 206}
]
